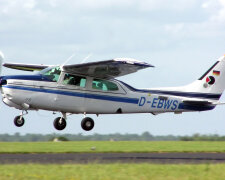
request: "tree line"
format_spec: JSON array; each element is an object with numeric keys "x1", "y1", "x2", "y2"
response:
[{"x1": 0, "y1": 132, "x2": 225, "y2": 141}]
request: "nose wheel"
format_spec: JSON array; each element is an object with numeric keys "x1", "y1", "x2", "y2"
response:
[
  {"x1": 14, "y1": 110, "x2": 27, "y2": 127},
  {"x1": 14, "y1": 116, "x2": 25, "y2": 127},
  {"x1": 81, "y1": 117, "x2": 94, "y2": 131}
]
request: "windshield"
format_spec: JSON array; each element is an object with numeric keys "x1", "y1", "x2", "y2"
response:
[{"x1": 39, "y1": 66, "x2": 61, "y2": 82}]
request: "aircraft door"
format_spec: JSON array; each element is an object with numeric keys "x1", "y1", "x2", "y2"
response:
[{"x1": 55, "y1": 73, "x2": 86, "y2": 113}]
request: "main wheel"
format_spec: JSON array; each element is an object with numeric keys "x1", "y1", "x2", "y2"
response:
[
  {"x1": 53, "y1": 117, "x2": 67, "y2": 130},
  {"x1": 14, "y1": 116, "x2": 25, "y2": 127},
  {"x1": 81, "y1": 117, "x2": 94, "y2": 131}
]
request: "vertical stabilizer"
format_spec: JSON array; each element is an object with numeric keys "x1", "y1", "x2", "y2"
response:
[{"x1": 184, "y1": 55, "x2": 225, "y2": 98}]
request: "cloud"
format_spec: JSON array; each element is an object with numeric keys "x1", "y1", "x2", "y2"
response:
[
  {"x1": 164, "y1": 0, "x2": 225, "y2": 39},
  {"x1": 138, "y1": 0, "x2": 197, "y2": 11},
  {"x1": 0, "y1": 0, "x2": 224, "y2": 57},
  {"x1": 0, "y1": 0, "x2": 199, "y2": 15},
  {"x1": 209, "y1": 0, "x2": 225, "y2": 23},
  {"x1": 0, "y1": 0, "x2": 37, "y2": 14}
]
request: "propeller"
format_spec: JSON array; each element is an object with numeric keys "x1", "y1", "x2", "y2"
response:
[
  {"x1": 0, "y1": 51, "x2": 4, "y2": 75},
  {"x1": 0, "y1": 51, "x2": 4, "y2": 109}
]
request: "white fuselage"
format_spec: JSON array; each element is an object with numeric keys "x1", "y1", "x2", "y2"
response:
[{"x1": 0, "y1": 72, "x2": 216, "y2": 115}]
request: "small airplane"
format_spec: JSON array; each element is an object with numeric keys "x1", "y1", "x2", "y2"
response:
[{"x1": 0, "y1": 51, "x2": 225, "y2": 131}]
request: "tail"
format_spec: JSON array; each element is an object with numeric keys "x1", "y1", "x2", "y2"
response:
[
  {"x1": 152, "y1": 55, "x2": 225, "y2": 101},
  {"x1": 183, "y1": 55, "x2": 225, "y2": 100}
]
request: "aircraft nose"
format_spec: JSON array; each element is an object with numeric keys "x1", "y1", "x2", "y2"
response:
[{"x1": 0, "y1": 77, "x2": 7, "y2": 86}]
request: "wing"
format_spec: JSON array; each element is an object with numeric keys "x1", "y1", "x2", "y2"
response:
[
  {"x1": 3, "y1": 63, "x2": 50, "y2": 71},
  {"x1": 63, "y1": 58, "x2": 154, "y2": 79},
  {"x1": 3, "y1": 58, "x2": 154, "y2": 78}
]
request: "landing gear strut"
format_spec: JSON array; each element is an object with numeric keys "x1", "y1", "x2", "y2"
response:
[{"x1": 81, "y1": 117, "x2": 94, "y2": 131}]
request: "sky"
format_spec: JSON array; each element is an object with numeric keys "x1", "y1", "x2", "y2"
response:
[{"x1": 0, "y1": 0, "x2": 225, "y2": 135}]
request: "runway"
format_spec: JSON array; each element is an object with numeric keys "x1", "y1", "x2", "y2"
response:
[{"x1": 1, "y1": 153, "x2": 225, "y2": 164}]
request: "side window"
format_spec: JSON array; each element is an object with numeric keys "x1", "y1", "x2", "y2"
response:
[
  {"x1": 92, "y1": 79, "x2": 119, "y2": 91},
  {"x1": 63, "y1": 73, "x2": 86, "y2": 88}
]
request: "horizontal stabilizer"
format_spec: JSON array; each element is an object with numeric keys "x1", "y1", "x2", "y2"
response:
[{"x1": 182, "y1": 100, "x2": 213, "y2": 106}]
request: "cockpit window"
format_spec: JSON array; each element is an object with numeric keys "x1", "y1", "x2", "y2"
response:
[
  {"x1": 40, "y1": 66, "x2": 61, "y2": 82},
  {"x1": 92, "y1": 79, "x2": 119, "y2": 91}
]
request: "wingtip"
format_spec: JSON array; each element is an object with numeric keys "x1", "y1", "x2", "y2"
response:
[{"x1": 114, "y1": 58, "x2": 154, "y2": 68}]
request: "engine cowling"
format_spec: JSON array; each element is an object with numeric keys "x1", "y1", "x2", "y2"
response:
[{"x1": 2, "y1": 97, "x2": 24, "y2": 110}]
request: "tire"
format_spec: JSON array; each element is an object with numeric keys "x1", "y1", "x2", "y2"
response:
[
  {"x1": 53, "y1": 117, "x2": 67, "y2": 130},
  {"x1": 14, "y1": 116, "x2": 25, "y2": 127},
  {"x1": 81, "y1": 117, "x2": 94, "y2": 131}
]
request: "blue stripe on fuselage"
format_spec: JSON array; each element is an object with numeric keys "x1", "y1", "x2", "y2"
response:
[
  {"x1": 3, "y1": 85, "x2": 139, "y2": 104},
  {"x1": 119, "y1": 81, "x2": 221, "y2": 100},
  {"x1": 0, "y1": 75, "x2": 52, "y2": 82}
]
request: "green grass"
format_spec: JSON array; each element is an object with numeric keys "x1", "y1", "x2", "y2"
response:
[
  {"x1": 0, "y1": 141, "x2": 225, "y2": 153},
  {"x1": 0, "y1": 163, "x2": 225, "y2": 180}
]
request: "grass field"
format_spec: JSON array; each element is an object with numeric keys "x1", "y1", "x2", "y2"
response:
[
  {"x1": 0, "y1": 141, "x2": 225, "y2": 153},
  {"x1": 1, "y1": 141, "x2": 225, "y2": 180},
  {"x1": 0, "y1": 163, "x2": 225, "y2": 180}
]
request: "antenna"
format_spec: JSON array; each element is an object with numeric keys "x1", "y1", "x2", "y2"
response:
[
  {"x1": 61, "y1": 53, "x2": 76, "y2": 68},
  {"x1": 60, "y1": 52, "x2": 93, "y2": 70},
  {"x1": 81, "y1": 53, "x2": 93, "y2": 64}
]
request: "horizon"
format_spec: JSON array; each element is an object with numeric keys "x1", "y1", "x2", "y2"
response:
[{"x1": 0, "y1": 0, "x2": 225, "y2": 135}]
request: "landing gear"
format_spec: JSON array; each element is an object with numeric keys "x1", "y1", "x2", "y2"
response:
[
  {"x1": 53, "y1": 117, "x2": 67, "y2": 130},
  {"x1": 14, "y1": 110, "x2": 27, "y2": 127},
  {"x1": 14, "y1": 116, "x2": 25, "y2": 127},
  {"x1": 13, "y1": 111, "x2": 96, "y2": 131},
  {"x1": 81, "y1": 117, "x2": 94, "y2": 131}
]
